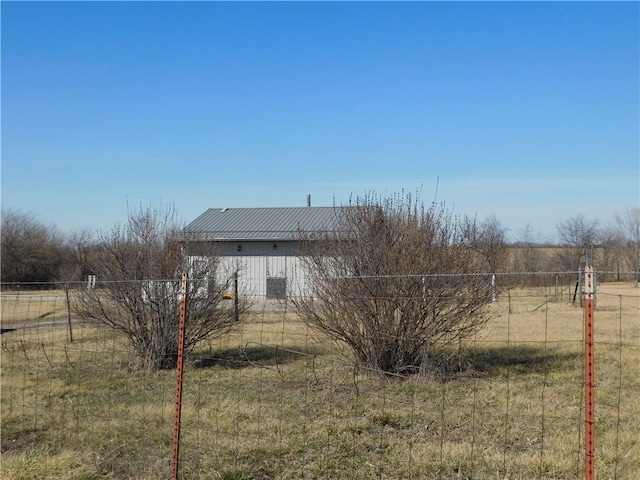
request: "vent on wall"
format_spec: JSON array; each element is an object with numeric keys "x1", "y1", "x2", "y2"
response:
[{"x1": 266, "y1": 277, "x2": 286, "y2": 299}]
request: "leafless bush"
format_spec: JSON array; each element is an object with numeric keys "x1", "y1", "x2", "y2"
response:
[
  {"x1": 292, "y1": 191, "x2": 500, "y2": 375},
  {"x1": 73, "y1": 204, "x2": 250, "y2": 371}
]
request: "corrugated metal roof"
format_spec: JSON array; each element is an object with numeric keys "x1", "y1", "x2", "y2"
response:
[{"x1": 184, "y1": 206, "x2": 348, "y2": 241}]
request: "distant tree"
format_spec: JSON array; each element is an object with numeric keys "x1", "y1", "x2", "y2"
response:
[
  {"x1": 612, "y1": 207, "x2": 640, "y2": 285},
  {"x1": 512, "y1": 223, "x2": 544, "y2": 271},
  {"x1": 596, "y1": 226, "x2": 624, "y2": 282},
  {"x1": 509, "y1": 223, "x2": 554, "y2": 287},
  {"x1": 292, "y1": 191, "x2": 497, "y2": 376},
  {"x1": 554, "y1": 214, "x2": 599, "y2": 271},
  {"x1": 1, "y1": 209, "x2": 65, "y2": 285},
  {"x1": 55, "y1": 227, "x2": 98, "y2": 282},
  {"x1": 476, "y1": 214, "x2": 509, "y2": 274},
  {"x1": 73, "y1": 204, "x2": 250, "y2": 371}
]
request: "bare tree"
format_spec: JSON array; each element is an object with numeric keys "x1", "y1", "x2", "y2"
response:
[
  {"x1": 292, "y1": 191, "x2": 496, "y2": 376},
  {"x1": 511, "y1": 223, "x2": 544, "y2": 271},
  {"x1": 597, "y1": 226, "x2": 625, "y2": 282},
  {"x1": 476, "y1": 214, "x2": 509, "y2": 274},
  {"x1": 73, "y1": 204, "x2": 249, "y2": 371},
  {"x1": 62, "y1": 227, "x2": 97, "y2": 281},
  {"x1": 612, "y1": 207, "x2": 640, "y2": 285},
  {"x1": 1, "y1": 209, "x2": 65, "y2": 285},
  {"x1": 554, "y1": 214, "x2": 599, "y2": 271}
]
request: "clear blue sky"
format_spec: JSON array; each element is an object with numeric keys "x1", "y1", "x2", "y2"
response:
[{"x1": 2, "y1": 1, "x2": 638, "y2": 242}]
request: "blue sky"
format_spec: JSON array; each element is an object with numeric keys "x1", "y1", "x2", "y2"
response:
[{"x1": 2, "y1": 1, "x2": 638, "y2": 242}]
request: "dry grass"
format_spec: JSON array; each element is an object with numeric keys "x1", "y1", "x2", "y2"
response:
[{"x1": 1, "y1": 283, "x2": 638, "y2": 479}]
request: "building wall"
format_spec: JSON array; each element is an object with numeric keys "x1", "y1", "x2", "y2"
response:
[{"x1": 189, "y1": 252, "x2": 308, "y2": 299}]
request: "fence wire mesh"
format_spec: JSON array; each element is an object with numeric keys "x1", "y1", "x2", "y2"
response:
[{"x1": 1, "y1": 274, "x2": 638, "y2": 479}]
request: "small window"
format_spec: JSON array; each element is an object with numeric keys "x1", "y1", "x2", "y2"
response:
[{"x1": 266, "y1": 277, "x2": 286, "y2": 299}]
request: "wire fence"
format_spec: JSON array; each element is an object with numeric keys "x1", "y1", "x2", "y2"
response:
[{"x1": 1, "y1": 273, "x2": 639, "y2": 479}]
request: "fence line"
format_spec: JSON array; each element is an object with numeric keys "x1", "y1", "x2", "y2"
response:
[{"x1": 1, "y1": 276, "x2": 639, "y2": 479}]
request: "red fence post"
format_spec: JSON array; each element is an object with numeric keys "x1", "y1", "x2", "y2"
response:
[
  {"x1": 584, "y1": 265, "x2": 595, "y2": 480},
  {"x1": 172, "y1": 273, "x2": 188, "y2": 480}
]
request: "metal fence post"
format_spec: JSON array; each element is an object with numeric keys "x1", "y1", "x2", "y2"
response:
[
  {"x1": 64, "y1": 282, "x2": 73, "y2": 343},
  {"x1": 234, "y1": 272, "x2": 239, "y2": 323},
  {"x1": 172, "y1": 273, "x2": 188, "y2": 480},
  {"x1": 583, "y1": 264, "x2": 595, "y2": 480}
]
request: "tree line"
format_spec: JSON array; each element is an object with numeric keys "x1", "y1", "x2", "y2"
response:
[
  {"x1": 2, "y1": 206, "x2": 638, "y2": 287},
  {"x1": 1, "y1": 209, "x2": 96, "y2": 286}
]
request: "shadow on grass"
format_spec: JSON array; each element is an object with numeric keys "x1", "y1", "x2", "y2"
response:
[
  {"x1": 190, "y1": 342, "x2": 581, "y2": 380},
  {"x1": 419, "y1": 342, "x2": 584, "y2": 381},
  {"x1": 464, "y1": 344, "x2": 582, "y2": 377},
  {"x1": 190, "y1": 343, "x2": 322, "y2": 370},
  {"x1": 0, "y1": 424, "x2": 49, "y2": 454}
]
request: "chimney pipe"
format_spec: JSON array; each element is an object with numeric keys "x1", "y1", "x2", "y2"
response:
[{"x1": 307, "y1": 194, "x2": 311, "y2": 207}]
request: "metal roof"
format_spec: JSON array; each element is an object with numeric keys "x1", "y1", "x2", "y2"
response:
[{"x1": 184, "y1": 206, "x2": 349, "y2": 241}]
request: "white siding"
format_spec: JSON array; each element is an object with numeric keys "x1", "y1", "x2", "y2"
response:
[
  {"x1": 266, "y1": 256, "x2": 287, "y2": 278},
  {"x1": 190, "y1": 255, "x2": 309, "y2": 299}
]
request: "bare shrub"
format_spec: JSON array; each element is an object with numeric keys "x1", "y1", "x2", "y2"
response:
[
  {"x1": 292, "y1": 190, "x2": 499, "y2": 375},
  {"x1": 73, "y1": 204, "x2": 250, "y2": 371}
]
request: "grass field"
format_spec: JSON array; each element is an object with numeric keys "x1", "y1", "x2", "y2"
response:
[{"x1": 1, "y1": 283, "x2": 638, "y2": 479}]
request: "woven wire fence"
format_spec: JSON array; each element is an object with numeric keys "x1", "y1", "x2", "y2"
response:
[{"x1": 1, "y1": 275, "x2": 638, "y2": 479}]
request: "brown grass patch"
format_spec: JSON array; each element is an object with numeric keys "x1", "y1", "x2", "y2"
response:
[{"x1": 1, "y1": 283, "x2": 638, "y2": 479}]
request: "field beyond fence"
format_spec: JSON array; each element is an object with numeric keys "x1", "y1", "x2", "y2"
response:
[{"x1": 1, "y1": 278, "x2": 639, "y2": 479}]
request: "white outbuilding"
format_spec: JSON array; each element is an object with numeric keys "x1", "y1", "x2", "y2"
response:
[{"x1": 184, "y1": 206, "x2": 347, "y2": 300}]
